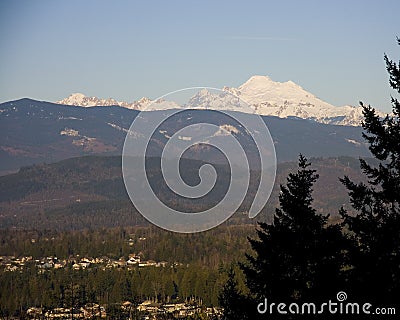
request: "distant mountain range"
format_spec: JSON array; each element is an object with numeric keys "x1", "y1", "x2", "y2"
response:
[
  {"x1": 57, "y1": 75, "x2": 385, "y2": 126},
  {"x1": 0, "y1": 97, "x2": 373, "y2": 174}
]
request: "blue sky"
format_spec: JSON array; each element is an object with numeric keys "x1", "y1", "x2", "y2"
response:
[{"x1": 0, "y1": 0, "x2": 399, "y2": 112}]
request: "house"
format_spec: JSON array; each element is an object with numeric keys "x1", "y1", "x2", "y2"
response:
[
  {"x1": 127, "y1": 256, "x2": 140, "y2": 265},
  {"x1": 72, "y1": 263, "x2": 81, "y2": 270},
  {"x1": 45, "y1": 307, "x2": 84, "y2": 319},
  {"x1": 79, "y1": 261, "x2": 91, "y2": 269},
  {"x1": 137, "y1": 301, "x2": 160, "y2": 313},
  {"x1": 162, "y1": 303, "x2": 186, "y2": 313},
  {"x1": 81, "y1": 303, "x2": 106, "y2": 318},
  {"x1": 121, "y1": 301, "x2": 133, "y2": 311},
  {"x1": 54, "y1": 262, "x2": 65, "y2": 269},
  {"x1": 139, "y1": 260, "x2": 157, "y2": 267},
  {"x1": 27, "y1": 307, "x2": 43, "y2": 318}
]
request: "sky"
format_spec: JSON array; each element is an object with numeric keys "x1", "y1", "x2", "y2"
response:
[{"x1": 0, "y1": 0, "x2": 399, "y2": 112}]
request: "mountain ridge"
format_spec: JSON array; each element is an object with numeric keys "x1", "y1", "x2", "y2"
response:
[
  {"x1": 0, "y1": 98, "x2": 373, "y2": 173},
  {"x1": 56, "y1": 75, "x2": 385, "y2": 126},
  {"x1": 0, "y1": 155, "x2": 368, "y2": 230}
]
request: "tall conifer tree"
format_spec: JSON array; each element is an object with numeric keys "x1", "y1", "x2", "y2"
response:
[
  {"x1": 341, "y1": 38, "x2": 400, "y2": 305},
  {"x1": 239, "y1": 155, "x2": 345, "y2": 318}
]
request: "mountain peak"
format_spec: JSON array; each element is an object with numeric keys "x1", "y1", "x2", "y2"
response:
[
  {"x1": 240, "y1": 75, "x2": 305, "y2": 91},
  {"x1": 58, "y1": 93, "x2": 88, "y2": 105},
  {"x1": 57, "y1": 93, "x2": 135, "y2": 108},
  {"x1": 55, "y1": 75, "x2": 385, "y2": 126},
  {"x1": 137, "y1": 97, "x2": 151, "y2": 104},
  {"x1": 247, "y1": 75, "x2": 272, "y2": 81},
  {"x1": 241, "y1": 75, "x2": 273, "y2": 87}
]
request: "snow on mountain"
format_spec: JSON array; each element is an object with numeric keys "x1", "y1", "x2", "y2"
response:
[
  {"x1": 57, "y1": 93, "x2": 143, "y2": 110},
  {"x1": 57, "y1": 93, "x2": 180, "y2": 111},
  {"x1": 56, "y1": 76, "x2": 386, "y2": 126},
  {"x1": 58, "y1": 93, "x2": 88, "y2": 106},
  {"x1": 223, "y1": 75, "x2": 384, "y2": 126},
  {"x1": 144, "y1": 98, "x2": 181, "y2": 111},
  {"x1": 184, "y1": 89, "x2": 252, "y2": 112}
]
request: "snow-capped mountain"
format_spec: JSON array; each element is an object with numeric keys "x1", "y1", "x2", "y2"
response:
[
  {"x1": 57, "y1": 93, "x2": 181, "y2": 111},
  {"x1": 57, "y1": 93, "x2": 152, "y2": 110},
  {"x1": 57, "y1": 76, "x2": 385, "y2": 126},
  {"x1": 57, "y1": 93, "x2": 133, "y2": 108},
  {"x1": 223, "y1": 75, "x2": 378, "y2": 126},
  {"x1": 184, "y1": 89, "x2": 250, "y2": 112}
]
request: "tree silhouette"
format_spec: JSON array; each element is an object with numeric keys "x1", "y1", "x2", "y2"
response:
[
  {"x1": 340, "y1": 38, "x2": 400, "y2": 306},
  {"x1": 237, "y1": 155, "x2": 345, "y2": 318},
  {"x1": 218, "y1": 267, "x2": 253, "y2": 320}
]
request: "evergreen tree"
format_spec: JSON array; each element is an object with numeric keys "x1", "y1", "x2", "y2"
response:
[
  {"x1": 239, "y1": 155, "x2": 345, "y2": 317},
  {"x1": 218, "y1": 267, "x2": 253, "y2": 320},
  {"x1": 340, "y1": 38, "x2": 400, "y2": 305}
]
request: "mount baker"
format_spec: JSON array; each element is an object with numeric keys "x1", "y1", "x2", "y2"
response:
[{"x1": 57, "y1": 75, "x2": 384, "y2": 126}]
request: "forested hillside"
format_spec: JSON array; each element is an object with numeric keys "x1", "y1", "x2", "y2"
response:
[
  {"x1": 0, "y1": 225, "x2": 252, "y2": 313},
  {"x1": 0, "y1": 155, "x2": 369, "y2": 230}
]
